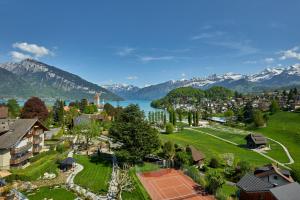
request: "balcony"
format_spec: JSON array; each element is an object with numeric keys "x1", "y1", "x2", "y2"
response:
[
  {"x1": 10, "y1": 152, "x2": 32, "y2": 165},
  {"x1": 33, "y1": 136, "x2": 42, "y2": 144},
  {"x1": 32, "y1": 129, "x2": 43, "y2": 136},
  {"x1": 33, "y1": 145, "x2": 42, "y2": 153},
  {"x1": 11, "y1": 142, "x2": 32, "y2": 155}
]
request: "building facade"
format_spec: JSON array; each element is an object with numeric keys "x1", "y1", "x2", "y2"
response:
[{"x1": 0, "y1": 119, "x2": 48, "y2": 170}]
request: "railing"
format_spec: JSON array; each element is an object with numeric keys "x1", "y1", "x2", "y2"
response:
[
  {"x1": 11, "y1": 142, "x2": 32, "y2": 155},
  {"x1": 33, "y1": 136, "x2": 42, "y2": 144},
  {"x1": 10, "y1": 152, "x2": 32, "y2": 165}
]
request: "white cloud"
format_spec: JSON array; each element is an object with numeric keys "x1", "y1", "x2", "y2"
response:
[
  {"x1": 279, "y1": 46, "x2": 300, "y2": 60},
  {"x1": 181, "y1": 73, "x2": 186, "y2": 77},
  {"x1": 209, "y1": 41, "x2": 258, "y2": 55},
  {"x1": 12, "y1": 42, "x2": 52, "y2": 58},
  {"x1": 117, "y1": 47, "x2": 135, "y2": 56},
  {"x1": 126, "y1": 76, "x2": 138, "y2": 80},
  {"x1": 243, "y1": 60, "x2": 257, "y2": 64},
  {"x1": 264, "y1": 57, "x2": 274, "y2": 63},
  {"x1": 10, "y1": 51, "x2": 32, "y2": 61},
  {"x1": 191, "y1": 31, "x2": 224, "y2": 40},
  {"x1": 140, "y1": 56, "x2": 174, "y2": 62}
]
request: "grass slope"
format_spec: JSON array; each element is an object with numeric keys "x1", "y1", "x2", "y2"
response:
[
  {"x1": 74, "y1": 155, "x2": 112, "y2": 194},
  {"x1": 11, "y1": 151, "x2": 59, "y2": 181},
  {"x1": 26, "y1": 187, "x2": 76, "y2": 200},
  {"x1": 160, "y1": 129, "x2": 270, "y2": 166},
  {"x1": 195, "y1": 127, "x2": 289, "y2": 163},
  {"x1": 256, "y1": 112, "x2": 300, "y2": 179}
]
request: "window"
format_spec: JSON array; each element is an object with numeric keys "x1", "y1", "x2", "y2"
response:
[{"x1": 274, "y1": 175, "x2": 278, "y2": 180}]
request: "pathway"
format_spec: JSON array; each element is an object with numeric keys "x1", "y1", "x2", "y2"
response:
[
  {"x1": 66, "y1": 150, "x2": 107, "y2": 200},
  {"x1": 186, "y1": 127, "x2": 291, "y2": 170}
]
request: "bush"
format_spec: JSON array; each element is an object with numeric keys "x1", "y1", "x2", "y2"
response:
[
  {"x1": 215, "y1": 189, "x2": 228, "y2": 200},
  {"x1": 174, "y1": 151, "x2": 191, "y2": 167},
  {"x1": 206, "y1": 171, "x2": 225, "y2": 194},
  {"x1": 165, "y1": 123, "x2": 174, "y2": 134},
  {"x1": 209, "y1": 157, "x2": 220, "y2": 168}
]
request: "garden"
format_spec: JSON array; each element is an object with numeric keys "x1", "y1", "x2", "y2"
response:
[{"x1": 73, "y1": 154, "x2": 112, "y2": 194}]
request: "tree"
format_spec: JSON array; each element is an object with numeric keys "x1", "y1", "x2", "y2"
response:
[
  {"x1": 109, "y1": 104, "x2": 160, "y2": 163},
  {"x1": 174, "y1": 151, "x2": 191, "y2": 167},
  {"x1": 80, "y1": 98, "x2": 88, "y2": 113},
  {"x1": 224, "y1": 109, "x2": 234, "y2": 123},
  {"x1": 188, "y1": 112, "x2": 192, "y2": 126},
  {"x1": 253, "y1": 109, "x2": 265, "y2": 127},
  {"x1": 169, "y1": 110, "x2": 173, "y2": 124},
  {"x1": 195, "y1": 112, "x2": 199, "y2": 126},
  {"x1": 104, "y1": 103, "x2": 115, "y2": 117},
  {"x1": 172, "y1": 111, "x2": 177, "y2": 126},
  {"x1": 114, "y1": 166, "x2": 135, "y2": 200},
  {"x1": 53, "y1": 99, "x2": 64, "y2": 125},
  {"x1": 243, "y1": 102, "x2": 254, "y2": 123},
  {"x1": 192, "y1": 112, "x2": 196, "y2": 126},
  {"x1": 206, "y1": 171, "x2": 225, "y2": 194},
  {"x1": 163, "y1": 141, "x2": 175, "y2": 160},
  {"x1": 73, "y1": 120, "x2": 101, "y2": 154},
  {"x1": 269, "y1": 100, "x2": 280, "y2": 114},
  {"x1": 6, "y1": 99, "x2": 20, "y2": 118},
  {"x1": 21, "y1": 97, "x2": 49, "y2": 122},
  {"x1": 209, "y1": 157, "x2": 220, "y2": 168},
  {"x1": 165, "y1": 123, "x2": 174, "y2": 134},
  {"x1": 235, "y1": 161, "x2": 251, "y2": 180}
]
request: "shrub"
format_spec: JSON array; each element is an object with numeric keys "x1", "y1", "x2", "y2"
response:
[
  {"x1": 209, "y1": 157, "x2": 220, "y2": 168},
  {"x1": 206, "y1": 171, "x2": 225, "y2": 194},
  {"x1": 165, "y1": 123, "x2": 174, "y2": 134},
  {"x1": 215, "y1": 189, "x2": 228, "y2": 200}
]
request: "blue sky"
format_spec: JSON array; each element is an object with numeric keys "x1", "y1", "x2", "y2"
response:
[{"x1": 0, "y1": 0, "x2": 300, "y2": 87}]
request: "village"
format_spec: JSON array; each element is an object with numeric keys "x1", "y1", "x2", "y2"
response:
[{"x1": 0, "y1": 87, "x2": 299, "y2": 200}]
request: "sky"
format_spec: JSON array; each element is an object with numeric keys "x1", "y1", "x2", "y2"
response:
[{"x1": 0, "y1": 0, "x2": 300, "y2": 87}]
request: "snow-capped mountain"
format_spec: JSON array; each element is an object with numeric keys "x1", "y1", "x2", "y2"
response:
[
  {"x1": 0, "y1": 59, "x2": 121, "y2": 100},
  {"x1": 102, "y1": 84, "x2": 140, "y2": 99},
  {"x1": 104, "y1": 64, "x2": 300, "y2": 100}
]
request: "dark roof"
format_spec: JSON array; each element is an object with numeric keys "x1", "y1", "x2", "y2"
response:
[
  {"x1": 270, "y1": 182, "x2": 300, "y2": 200},
  {"x1": 236, "y1": 173, "x2": 274, "y2": 192},
  {"x1": 61, "y1": 157, "x2": 75, "y2": 165},
  {"x1": 0, "y1": 119, "x2": 48, "y2": 149},
  {"x1": 189, "y1": 146, "x2": 205, "y2": 162},
  {"x1": 246, "y1": 133, "x2": 267, "y2": 145},
  {"x1": 255, "y1": 164, "x2": 294, "y2": 183}
]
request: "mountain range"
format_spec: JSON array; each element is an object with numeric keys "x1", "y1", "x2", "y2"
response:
[
  {"x1": 0, "y1": 59, "x2": 121, "y2": 100},
  {"x1": 103, "y1": 64, "x2": 300, "y2": 100}
]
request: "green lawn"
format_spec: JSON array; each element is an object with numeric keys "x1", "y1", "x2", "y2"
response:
[
  {"x1": 160, "y1": 129, "x2": 270, "y2": 166},
  {"x1": 26, "y1": 186, "x2": 76, "y2": 200},
  {"x1": 255, "y1": 112, "x2": 300, "y2": 179},
  {"x1": 122, "y1": 166, "x2": 151, "y2": 200},
  {"x1": 74, "y1": 154, "x2": 112, "y2": 194},
  {"x1": 195, "y1": 127, "x2": 289, "y2": 163},
  {"x1": 135, "y1": 162, "x2": 161, "y2": 173},
  {"x1": 10, "y1": 151, "x2": 60, "y2": 181},
  {"x1": 220, "y1": 184, "x2": 238, "y2": 199}
]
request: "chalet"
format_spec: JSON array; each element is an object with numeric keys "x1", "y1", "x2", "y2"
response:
[
  {"x1": 188, "y1": 146, "x2": 205, "y2": 166},
  {"x1": 245, "y1": 133, "x2": 267, "y2": 148},
  {"x1": 0, "y1": 106, "x2": 8, "y2": 119},
  {"x1": 0, "y1": 119, "x2": 48, "y2": 170},
  {"x1": 237, "y1": 164, "x2": 295, "y2": 200},
  {"x1": 254, "y1": 164, "x2": 294, "y2": 186}
]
